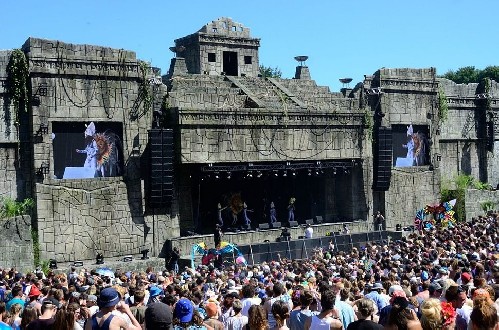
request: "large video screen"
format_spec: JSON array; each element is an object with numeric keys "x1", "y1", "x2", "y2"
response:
[
  {"x1": 393, "y1": 124, "x2": 430, "y2": 167},
  {"x1": 52, "y1": 122, "x2": 123, "y2": 179}
]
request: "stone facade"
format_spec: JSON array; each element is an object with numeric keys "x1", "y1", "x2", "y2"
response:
[
  {"x1": 0, "y1": 216, "x2": 34, "y2": 269},
  {"x1": 465, "y1": 189, "x2": 499, "y2": 220},
  {"x1": 0, "y1": 18, "x2": 498, "y2": 266}
]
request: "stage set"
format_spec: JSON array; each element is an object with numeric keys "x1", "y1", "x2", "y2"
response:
[{"x1": 166, "y1": 221, "x2": 403, "y2": 267}]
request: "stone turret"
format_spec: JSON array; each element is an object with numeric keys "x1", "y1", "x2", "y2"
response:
[{"x1": 172, "y1": 17, "x2": 260, "y2": 77}]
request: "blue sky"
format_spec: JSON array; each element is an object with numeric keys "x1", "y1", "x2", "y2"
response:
[{"x1": 3, "y1": 0, "x2": 499, "y2": 91}]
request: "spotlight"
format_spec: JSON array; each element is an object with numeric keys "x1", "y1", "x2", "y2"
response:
[
  {"x1": 247, "y1": 171, "x2": 253, "y2": 178},
  {"x1": 141, "y1": 249, "x2": 150, "y2": 260},
  {"x1": 49, "y1": 259, "x2": 58, "y2": 269},
  {"x1": 308, "y1": 169, "x2": 312, "y2": 176},
  {"x1": 96, "y1": 253, "x2": 104, "y2": 265},
  {"x1": 315, "y1": 170, "x2": 320, "y2": 175},
  {"x1": 227, "y1": 171, "x2": 231, "y2": 179},
  {"x1": 282, "y1": 171, "x2": 287, "y2": 177},
  {"x1": 214, "y1": 172, "x2": 220, "y2": 179},
  {"x1": 333, "y1": 168, "x2": 337, "y2": 175},
  {"x1": 292, "y1": 170, "x2": 296, "y2": 176},
  {"x1": 257, "y1": 171, "x2": 262, "y2": 178},
  {"x1": 273, "y1": 170, "x2": 278, "y2": 177}
]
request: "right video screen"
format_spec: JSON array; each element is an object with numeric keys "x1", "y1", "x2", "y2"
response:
[{"x1": 393, "y1": 124, "x2": 430, "y2": 167}]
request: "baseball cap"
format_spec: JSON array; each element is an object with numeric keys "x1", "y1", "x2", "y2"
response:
[
  {"x1": 145, "y1": 302, "x2": 173, "y2": 328},
  {"x1": 98, "y1": 287, "x2": 120, "y2": 308},
  {"x1": 174, "y1": 298, "x2": 193, "y2": 323},
  {"x1": 429, "y1": 282, "x2": 442, "y2": 293}
]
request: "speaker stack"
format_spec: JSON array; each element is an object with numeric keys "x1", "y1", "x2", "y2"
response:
[
  {"x1": 148, "y1": 129, "x2": 174, "y2": 208},
  {"x1": 373, "y1": 127, "x2": 392, "y2": 191}
]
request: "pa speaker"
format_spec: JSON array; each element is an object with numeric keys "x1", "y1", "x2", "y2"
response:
[
  {"x1": 373, "y1": 126, "x2": 392, "y2": 191},
  {"x1": 271, "y1": 222, "x2": 282, "y2": 229},
  {"x1": 288, "y1": 221, "x2": 299, "y2": 227},
  {"x1": 258, "y1": 223, "x2": 270, "y2": 230},
  {"x1": 148, "y1": 129, "x2": 174, "y2": 208},
  {"x1": 314, "y1": 216, "x2": 323, "y2": 224},
  {"x1": 305, "y1": 219, "x2": 314, "y2": 226}
]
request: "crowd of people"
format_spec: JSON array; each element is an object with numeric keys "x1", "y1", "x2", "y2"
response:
[{"x1": 0, "y1": 214, "x2": 498, "y2": 330}]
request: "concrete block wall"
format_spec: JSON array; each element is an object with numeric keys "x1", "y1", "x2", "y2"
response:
[
  {"x1": 0, "y1": 216, "x2": 34, "y2": 269},
  {"x1": 465, "y1": 189, "x2": 499, "y2": 220}
]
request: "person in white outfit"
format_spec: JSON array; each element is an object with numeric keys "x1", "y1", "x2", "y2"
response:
[{"x1": 304, "y1": 289, "x2": 343, "y2": 330}]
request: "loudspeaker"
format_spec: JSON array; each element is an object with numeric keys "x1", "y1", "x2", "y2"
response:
[
  {"x1": 258, "y1": 223, "x2": 270, "y2": 230},
  {"x1": 148, "y1": 129, "x2": 174, "y2": 208},
  {"x1": 288, "y1": 221, "x2": 299, "y2": 227},
  {"x1": 314, "y1": 216, "x2": 323, "y2": 224},
  {"x1": 305, "y1": 219, "x2": 314, "y2": 226},
  {"x1": 373, "y1": 126, "x2": 392, "y2": 191},
  {"x1": 271, "y1": 222, "x2": 282, "y2": 229}
]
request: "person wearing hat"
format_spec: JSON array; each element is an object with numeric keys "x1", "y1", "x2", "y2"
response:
[
  {"x1": 428, "y1": 282, "x2": 443, "y2": 299},
  {"x1": 26, "y1": 299, "x2": 58, "y2": 330},
  {"x1": 86, "y1": 295, "x2": 99, "y2": 316},
  {"x1": 26, "y1": 285, "x2": 43, "y2": 315},
  {"x1": 144, "y1": 301, "x2": 173, "y2": 330},
  {"x1": 84, "y1": 287, "x2": 141, "y2": 330},
  {"x1": 173, "y1": 298, "x2": 206, "y2": 328},
  {"x1": 364, "y1": 283, "x2": 387, "y2": 315}
]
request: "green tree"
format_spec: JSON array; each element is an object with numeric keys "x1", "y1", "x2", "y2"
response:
[
  {"x1": 259, "y1": 65, "x2": 282, "y2": 79},
  {"x1": 442, "y1": 65, "x2": 499, "y2": 84}
]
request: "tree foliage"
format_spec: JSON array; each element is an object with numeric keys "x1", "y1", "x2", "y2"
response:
[
  {"x1": 259, "y1": 65, "x2": 282, "y2": 79},
  {"x1": 442, "y1": 65, "x2": 499, "y2": 84}
]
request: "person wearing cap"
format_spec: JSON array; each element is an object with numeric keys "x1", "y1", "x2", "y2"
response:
[
  {"x1": 428, "y1": 282, "x2": 443, "y2": 299},
  {"x1": 86, "y1": 295, "x2": 99, "y2": 316},
  {"x1": 173, "y1": 298, "x2": 206, "y2": 329},
  {"x1": 364, "y1": 283, "x2": 387, "y2": 315},
  {"x1": 83, "y1": 287, "x2": 141, "y2": 330},
  {"x1": 144, "y1": 301, "x2": 173, "y2": 330},
  {"x1": 26, "y1": 299, "x2": 58, "y2": 330}
]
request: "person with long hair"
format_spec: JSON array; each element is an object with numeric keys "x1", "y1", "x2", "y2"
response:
[
  {"x1": 247, "y1": 305, "x2": 268, "y2": 330},
  {"x1": 271, "y1": 300, "x2": 290, "y2": 330},
  {"x1": 9, "y1": 303, "x2": 23, "y2": 330},
  {"x1": 470, "y1": 297, "x2": 499, "y2": 330},
  {"x1": 53, "y1": 302, "x2": 82, "y2": 330},
  {"x1": 420, "y1": 299, "x2": 456, "y2": 330},
  {"x1": 20, "y1": 306, "x2": 38, "y2": 330},
  {"x1": 385, "y1": 297, "x2": 422, "y2": 330}
]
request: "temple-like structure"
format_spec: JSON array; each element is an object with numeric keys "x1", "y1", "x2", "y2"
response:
[{"x1": 0, "y1": 17, "x2": 497, "y2": 267}]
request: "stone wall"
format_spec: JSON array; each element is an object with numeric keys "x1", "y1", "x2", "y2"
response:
[
  {"x1": 0, "y1": 216, "x2": 34, "y2": 269},
  {"x1": 465, "y1": 189, "x2": 499, "y2": 220},
  {"x1": 386, "y1": 167, "x2": 440, "y2": 228}
]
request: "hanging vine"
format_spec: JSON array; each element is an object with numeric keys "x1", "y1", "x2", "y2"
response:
[
  {"x1": 6, "y1": 49, "x2": 29, "y2": 125},
  {"x1": 138, "y1": 60, "x2": 153, "y2": 112},
  {"x1": 438, "y1": 88, "x2": 448, "y2": 122}
]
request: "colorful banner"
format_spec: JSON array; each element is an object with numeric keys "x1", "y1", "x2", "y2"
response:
[{"x1": 190, "y1": 241, "x2": 246, "y2": 268}]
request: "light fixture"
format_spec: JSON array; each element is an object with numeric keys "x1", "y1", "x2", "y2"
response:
[
  {"x1": 333, "y1": 168, "x2": 337, "y2": 175},
  {"x1": 247, "y1": 171, "x2": 253, "y2": 178},
  {"x1": 227, "y1": 172, "x2": 231, "y2": 179},
  {"x1": 292, "y1": 170, "x2": 296, "y2": 176},
  {"x1": 49, "y1": 259, "x2": 58, "y2": 269},
  {"x1": 96, "y1": 253, "x2": 104, "y2": 265},
  {"x1": 141, "y1": 249, "x2": 150, "y2": 260},
  {"x1": 273, "y1": 170, "x2": 278, "y2": 177},
  {"x1": 214, "y1": 172, "x2": 220, "y2": 179},
  {"x1": 308, "y1": 169, "x2": 312, "y2": 176},
  {"x1": 282, "y1": 171, "x2": 287, "y2": 177},
  {"x1": 257, "y1": 171, "x2": 262, "y2": 178}
]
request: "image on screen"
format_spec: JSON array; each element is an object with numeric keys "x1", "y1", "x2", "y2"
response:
[
  {"x1": 52, "y1": 121, "x2": 123, "y2": 179},
  {"x1": 393, "y1": 124, "x2": 430, "y2": 167}
]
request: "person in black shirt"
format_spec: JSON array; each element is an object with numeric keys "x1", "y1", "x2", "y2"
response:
[
  {"x1": 214, "y1": 224, "x2": 223, "y2": 249},
  {"x1": 168, "y1": 247, "x2": 180, "y2": 274},
  {"x1": 347, "y1": 299, "x2": 383, "y2": 330}
]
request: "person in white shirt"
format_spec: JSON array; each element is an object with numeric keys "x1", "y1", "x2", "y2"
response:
[{"x1": 305, "y1": 224, "x2": 313, "y2": 239}]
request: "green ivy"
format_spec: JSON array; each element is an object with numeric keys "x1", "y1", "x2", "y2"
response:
[
  {"x1": 0, "y1": 197, "x2": 34, "y2": 219},
  {"x1": 138, "y1": 60, "x2": 153, "y2": 114},
  {"x1": 438, "y1": 88, "x2": 448, "y2": 122},
  {"x1": 363, "y1": 108, "x2": 374, "y2": 140},
  {"x1": 6, "y1": 49, "x2": 29, "y2": 124}
]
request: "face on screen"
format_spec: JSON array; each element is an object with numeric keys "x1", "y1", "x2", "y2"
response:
[
  {"x1": 393, "y1": 124, "x2": 430, "y2": 167},
  {"x1": 52, "y1": 121, "x2": 123, "y2": 179}
]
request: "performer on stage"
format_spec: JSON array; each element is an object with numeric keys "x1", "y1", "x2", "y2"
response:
[
  {"x1": 287, "y1": 197, "x2": 296, "y2": 222},
  {"x1": 76, "y1": 122, "x2": 97, "y2": 173},
  {"x1": 374, "y1": 211, "x2": 385, "y2": 231},
  {"x1": 217, "y1": 203, "x2": 226, "y2": 227},
  {"x1": 269, "y1": 202, "x2": 277, "y2": 224},
  {"x1": 214, "y1": 224, "x2": 223, "y2": 249},
  {"x1": 242, "y1": 202, "x2": 251, "y2": 229}
]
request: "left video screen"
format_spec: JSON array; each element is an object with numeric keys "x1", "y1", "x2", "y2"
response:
[{"x1": 52, "y1": 121, "x2": 123, "y2": 179}]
